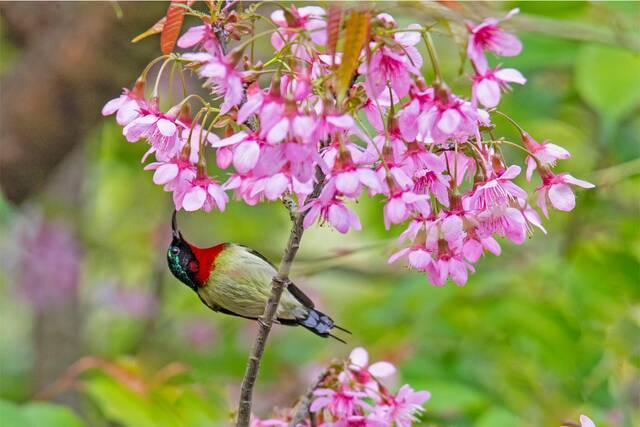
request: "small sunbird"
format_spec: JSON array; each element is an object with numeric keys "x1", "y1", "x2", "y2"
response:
[{"x1": 167, "y1": 211, "x2": 349, "y2": 342}]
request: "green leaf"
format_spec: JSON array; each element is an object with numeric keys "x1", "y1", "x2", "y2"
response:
[
  {"x1": 575, "y1": 44, "x2": 640, "y2": 123},
  {"x1": 22, "y1": 402, "x2": 87, "y2": 427},
  {"x1": 0, "y1": 400, "x2": 29, "y2": 426},
  {"x1": 0, "y1": 400, "x2": 86, "y2": 427},
  {"x1": 476, "y1": 407, "x2": 523, "y2": 427}
]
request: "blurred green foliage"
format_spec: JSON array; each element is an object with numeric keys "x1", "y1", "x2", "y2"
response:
[{"x1": 1, "y1": 2, "x2": 639, "y2": 427}]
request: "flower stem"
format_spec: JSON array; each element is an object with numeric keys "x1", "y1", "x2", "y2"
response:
[{"x1": 422, "y1": 31, "x2": 442, "y2": 84}]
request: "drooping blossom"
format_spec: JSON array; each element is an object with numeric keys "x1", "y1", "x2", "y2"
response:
[
  {"x1": 270, "y1": 5, "x2": 327, "y2": 50},
  {"x1": 348, "y1": 347, "x2": 396, "y2": 385},
  {"x1": 373, "y1": 385, "x2": 431, "y2": 427},
  {"x1": 177, "y1": 22, "x2": 220, "y2": 52},
  {"x1": 123, "y1": 102, "x2": 186, "y2": 161},
  {"x1": 101, "y1": 79, "x2": 146, "y2": 126},
  {"x1": 466, "y1": 8, "x2": 522, "y2": 71},
  {"x1": 310, "y1": 385, "x2": 371, "y2": 419},
  {"x1": 359, "y1": 16, "x2": 423, "y2": 98},
  {"x1": 536, "y1": 172, "x2": 595, "y2": 217},
  {"x1": 521, "y1": 132, "x2": 571, "y2": 181},
  {"x1": 182, "y1": 52, "x2": 243, "y2": 114},
  {"x1": 472, "y1": 66, "x2": 526, "y2": 108},
  {"x1": 103, "y1": 4, "x2": 592, "y2": 289},
  {"x1": 174, "y1": 174, "x2": 228, "y2": 212}
]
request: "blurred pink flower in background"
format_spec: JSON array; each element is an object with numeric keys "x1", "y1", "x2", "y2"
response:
[{"x1": 12, "y1": 216, "x2": 80, "y2": 312}]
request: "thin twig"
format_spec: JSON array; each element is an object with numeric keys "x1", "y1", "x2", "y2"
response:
[
  {"x1": 236, "y1": 170, "x2": 326, "y2": 426},
  {"x1": 288, "y1": 368, "x2": 331, "y2": 427}
]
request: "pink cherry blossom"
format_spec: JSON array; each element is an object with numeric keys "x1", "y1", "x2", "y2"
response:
[
  {"x1": 522, "y1": 132, "x2": 571, "y2": 181},
  {"x1": 359, "y1": 21, "x2": 423, "y2": 98},
  {"x1": 177, "y1": 22, "x2": 220, "y2": 53},
  {"x1": 536, "y1": 173, "x2": 595, "y2": 217},
  {"x1": 182, "y1": 52, "x2": 243, "y2": 114},
  {"x1": 374, "y1": 385, "x2": 431, "y2": 427},
  {"x1": 122, "y1": 104, "x2": 186, "y2": 161},
  {"x1": 469, "y1": 165, "x2": 527, "y2": 210},
  {"x1": 310, "y1": 385, "x2": 370, "y2": 419},
  {"x1": 174, "y1": 174, "x2": 228, "y2": 212},
  {"x1": 466, "y1": 8, "x2": 522, "y2": 71},
  {"x1": 302, "y1": 182, "x2": 361, "y2": 234},
  {"x1": 418, "y1": 88, "x2": 479, "y2": 145},
  {"x1": 472, "y1": 66, "x2": 526, "y2": 108},
  {"x1": 348, "y1": 347, "x2": 397, "y2": 385},
  {"x1": 102, "y1": 80, "x2": 146, "y2": 126},
  {"x1": 270, "y1": 5, "x2": 326, "y2": 50}
]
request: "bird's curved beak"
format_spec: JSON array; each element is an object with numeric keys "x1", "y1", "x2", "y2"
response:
[{"x1": 171, "y1": 209, "x2": 182, "y2": 240}]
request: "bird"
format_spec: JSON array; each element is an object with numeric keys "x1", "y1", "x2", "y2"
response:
[{"x1": 166, "y1": 211, "x2": 349, "y2": 342}]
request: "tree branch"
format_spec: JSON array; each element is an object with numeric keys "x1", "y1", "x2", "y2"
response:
[
  {"x1": 288, "y1": 368, "x2": 331, "y2": 427},
  {"x1": 235, "y1": 171, "x2": 325, "y2": 426}
]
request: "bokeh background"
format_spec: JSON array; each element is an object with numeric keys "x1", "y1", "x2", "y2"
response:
[{"x1": 0, "y1": 2, "x2": 638, "y2": 426}]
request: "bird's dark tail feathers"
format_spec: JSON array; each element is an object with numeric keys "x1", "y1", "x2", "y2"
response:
[{"x1": 296, "y1": 308, "x2": 351, "y2": 343}]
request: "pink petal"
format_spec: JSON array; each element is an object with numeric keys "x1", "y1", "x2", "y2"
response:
[
  {"x1": 156, "y1": 118, "x2": 177, "y2": 137},
  {"x1": 500, "y1": 164, "x2": 522, "y2": 180},
  {"x1": 335, "y1": 171, "x2": 360, "y2": 196},
  {"x1": 490, "y1": 31, "x2": 522, "y2": 57},
  {"x1": 326, "y1": 114, "x2": 354, "y2": 129},
  {"x1": 395, "y1": 24, "x2": 422, "y2": 46},
  {"x1": 368, "y1": 361, "x2": 396, "y2": 378},
  {"x1": 207, "y1": 184, "x2": 228, "y2": 211},
  {"x1": 384, "y1": 197, "x2": 408, "y2": 226},
  {"x1": 408, "y1": 249, "x2": 431, "y2": 270},
  {"x1": 266, "y1": 118, "x2": 289, "y2": 144},
  {"x1": 482, "y1": 236, "x2": 502, "y2": 256},
  {"x1": 233, "y1": 140, "x2": 260, "y2": 174},
  {"x1": 475, "y1": 78, "x2": 501, "y2": 108},
  {"x1": 182, "y1": 187, "x2": 207, "y2": 211},
  {"x1": 177, "y1": 25, "x2": 205, "y2": 48},
  {"x1": 101, "y1": 96, "x2": 125, "y2": 116},
  {"x1": 437, "y1": 109, "x2": 462, "y2": 134},
  {"x1": 563, "y1": 174, "x2": 595, "y2": 189},
  {"x1": 548, "y1": 183, "x2": 576, "y2": 211},
  {"x1": 349, "y1": 347, "x2": 369, "y2": 367},
  {"x1": 211, "y1": 131, "x2": 247, "y2": 148},
  {"x1": 216, "y1": 147, "x2": 233, "y2": 169},
  {"x1": 327, "y1": 204, "x2": 351, "y2": 233},
  {"x1": 463, "y1": 239, "x2": 483, "y2": 263},
  {"x1": 115, "y1": 101, "x2": 140, "y2": 126},
  {"x1": 357, "y1": 169, "x2": 383, "y2": 194},
  {"x1": 449, "y1": 259, "x2": 468, "y2": 286},
  {"x1": 525, "y1": 156, "x2": 537, "y2": 181},
  {"x1": 153, "y1": 163, "x2": 179, "y2": 185},
  {"x1": 264, "y1": 174, "x2": 289, "y2": 200},
  {"x1": 237, "y1": 94, "x2": 263, "y2": 124},
  {"x1": 579, "y1": 415, "x2": 596, "y2": 427},
  {"x1": 494, "y1": 67, "x2": 526, "y2": 84},
  {"x1": 388, "y1": 248, "x2": 411, "y2": 264}
]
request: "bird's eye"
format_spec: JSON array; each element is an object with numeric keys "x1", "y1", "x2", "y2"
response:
[{"x1": 170, "y1": 246, "x2": 180, "y2": 256}]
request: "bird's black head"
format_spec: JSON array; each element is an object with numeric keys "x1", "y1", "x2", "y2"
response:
[{"x1": 167, "y1": 210, "x2": 200, "y2": 292}]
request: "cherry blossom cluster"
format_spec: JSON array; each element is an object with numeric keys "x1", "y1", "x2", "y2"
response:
[
  {"x1": 103, "y1": 3, "x2": 594, "y2": 286},
  {"x1": 251, "y1": 347, "x2": 431, "y2": 427}
]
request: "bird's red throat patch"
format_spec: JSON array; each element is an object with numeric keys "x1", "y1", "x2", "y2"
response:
[{"x1": 187, "y1": 243, "x2": 226, "y2": 287}]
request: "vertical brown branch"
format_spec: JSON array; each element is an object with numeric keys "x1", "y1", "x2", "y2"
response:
[{"x1": 235, "y1": 171, "x2": 325, "y2": 426}]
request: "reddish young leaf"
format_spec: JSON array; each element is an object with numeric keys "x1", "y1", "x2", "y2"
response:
[{"x1": 160, "y1": 0, "x2": 187, "y2": 55}]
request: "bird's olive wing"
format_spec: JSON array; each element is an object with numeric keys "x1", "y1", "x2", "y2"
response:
[{"x1": 239, "y1": 245, "x2": 316, "y2": 309}]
